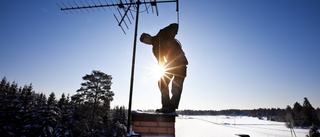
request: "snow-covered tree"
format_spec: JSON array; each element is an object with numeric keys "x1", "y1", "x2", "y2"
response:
[
  {"x1": 103, "y1": 109, "x2": 113, "y2": 137},
  {"x1": 57, "y1": 93, "x2": 74, "y2": 136},
  {"x1": 46, "y1": 92, "x2": 62, "y2": 136},
  {"x1": 30, "y1": 93, "x2": 47, "y2": 136},
  {"x1": 19, "y1": 84, "x2": 36, "y2": 136},
  {"x1": 112, "y1": 106, "x2": 127, "y2": 137},
  {"x1": 0, "y1": 79, "x2": 23, "y2": 136}
]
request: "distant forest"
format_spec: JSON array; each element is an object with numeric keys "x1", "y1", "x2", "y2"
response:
[
  {"x1": 1, "y1": 72, "x2": 320, "y2": 136},
  {"x1": 177, "y1": 97, "x2": 320, "y2": 127}
]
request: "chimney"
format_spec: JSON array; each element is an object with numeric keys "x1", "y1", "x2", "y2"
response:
[{"x1": 130, "y1": 111, "x2": 178, "y2": 137}]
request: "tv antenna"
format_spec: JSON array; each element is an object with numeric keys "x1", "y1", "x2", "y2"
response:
[{"x1": 58, "y1": 0, "x2": 179, "y2": 135}]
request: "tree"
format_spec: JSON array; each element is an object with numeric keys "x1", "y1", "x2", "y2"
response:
[
  {"x1": 31, "y1": 93, "x2": 48, "y2": 136},
  {"x1": 112, "y1": 106, "x2": 127, "y2": 137},
  {"x1": 287, "y1": 98, "x2": 320, "y2": 127},
  {"x1": 74, "y1": 70, "x2": 115, "y2": 135},
  {"x1": 76, "y1": 70, "x2": 114, "y2": 106},
  {"x1": 292, "y1": 102, "x2": 305, "y2": 127},
  {"x1": 317, "y1": 108, "x2": 320, "y2": 124},
  {"x1": 57, "y1": 93, "x2": 74, "y2": 137},
  {"x1": 0, "y1": 79, "x2": 23, "y2": 136},
  {"x1": 45, "y1": 92, "x2": 61, "y2": 136},
  {"x1": 102, "y1": 109, "x2": 113, "y2": 137},
  {"x1": 285, "y1": 105, "x2": 294, "y2": 128},
  {"x1": 19, "y1": 84, "x2": 36, "y2": 136},
  {"x1": 302, "y1": 97, "x2": 319, "y2": 126}
]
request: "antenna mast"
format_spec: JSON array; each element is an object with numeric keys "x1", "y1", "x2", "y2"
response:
[{"x1": 59, "y1": 0, "x2": 179, "y2": 135}]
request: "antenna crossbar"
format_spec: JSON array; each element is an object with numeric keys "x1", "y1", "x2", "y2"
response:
[{"x1": 60, "y1": 0, "x2": 176, "y2": 11}]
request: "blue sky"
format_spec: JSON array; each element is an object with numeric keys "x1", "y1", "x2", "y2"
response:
[{"x1": 1, "y1": 0, "x2": 319, "y2": 110}]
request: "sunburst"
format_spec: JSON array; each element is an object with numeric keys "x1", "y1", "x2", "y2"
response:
[
  {"x1": 142, "y1": 56, "x2": 182, "y2": 81},
  {"x1": 153, "y1": 64, "x2": 167, "y2": 78}
]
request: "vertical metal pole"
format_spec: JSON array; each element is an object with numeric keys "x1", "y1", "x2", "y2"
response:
[
  {"x1": 176, "y1": 0, "x2": 179, "y2": 25},
  {"x1": 127, "y1": 0, "x2": 140, "y2": 135}
]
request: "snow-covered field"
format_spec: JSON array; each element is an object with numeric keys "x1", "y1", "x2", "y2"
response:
[{"x1": 176, "y1": 115, "x2": 309, "y2": 137}]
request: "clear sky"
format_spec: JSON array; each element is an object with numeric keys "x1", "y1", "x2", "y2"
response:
[{"x1": 1, "y1": 0, "x2": 319, "y2": 110}]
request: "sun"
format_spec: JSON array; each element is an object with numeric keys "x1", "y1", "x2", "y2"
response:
[
  {"x1": 154, "y1": 64, "x2": 166, "y2": 78},
  {"x1": 143, "y1": 59, "x2": 169, "y2": 81}
]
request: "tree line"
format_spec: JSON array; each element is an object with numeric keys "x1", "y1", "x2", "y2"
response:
[
  {"x1": 177, "y1": 97, "x2": 320, "y2": 127},
  {"x1": 0, "y1": 70, "x2": 127, "y2": 137}
]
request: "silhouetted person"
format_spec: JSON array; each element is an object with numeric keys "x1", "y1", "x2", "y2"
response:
[{"x1": 140, "y1": 23, "x2": 188, "y2": 113}]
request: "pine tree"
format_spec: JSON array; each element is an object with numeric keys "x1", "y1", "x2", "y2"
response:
[
  {"x1": 316, "y1": 108, "x2": 320, "y2": 125},
  {"x1": 0, "y1": 77, "x2": 9, "y2": 135},
  {"x1": 0, "y1": 78, "x2": 39, "y2": 136},
  {"x1": 112, "y1": 106, "x2": 127, "y2": 137},
  {"x1": 289, "y1": 98, "x2": 320, "y2": 127},
  {"x1": 19, "y1": 84, "x2": 36, "y2": 136},
  {"x1": 100, "y1": 96, "x2": 114, "y2": 136},
  {"x1": 57, "y1": 93, "x2": 67, "y2": 136},
  {"x1": 75, "y1": 70, "x2": 115, "y2": 135},
  {"x1": 31, "y1": 93, "x2": 47, "y2": 136},
  {"x1": 292, "y1": 102, "x2": 304, "y2": 127},
  {"x1": 57, "y1": 93, "x2": 74, "y2": 136},
  {"x1": 73, "y1": 104, "x2": 92, "y2": 136},
  {"x1": 0, "y1": 81, "x2": 23, "y2": 136},
  {"x1": 103, "y1": 109, "x2": 113, "y2": 137},
  {"x1": 46, "y1": 92, "x2": 61, "y2": 136},
  {"x1": 302, "y1": 97, "x2": 319, "y2": 126},
  {"x1": 285, "y1": 105, "x2": 294, "y2": 128}
]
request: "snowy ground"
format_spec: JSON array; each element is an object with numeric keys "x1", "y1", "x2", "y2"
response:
[{"x1": 176, "y1": 115, "x2": 309, "y2": 137}]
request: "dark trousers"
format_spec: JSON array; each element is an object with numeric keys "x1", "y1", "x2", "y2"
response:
[{"x1": 158, "y1": 74, "x2": 185, "y2": 110}]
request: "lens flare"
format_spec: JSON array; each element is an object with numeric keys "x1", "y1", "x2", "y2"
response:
[{"x1": 154, "y1": 64, "x2": 166, "y2": 78}]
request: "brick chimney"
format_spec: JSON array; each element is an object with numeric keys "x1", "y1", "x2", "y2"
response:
[{"x1": 131, "y1": 111, "x2": 178, "y2": 137}]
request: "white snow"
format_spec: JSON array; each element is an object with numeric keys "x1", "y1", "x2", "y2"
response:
[{"x1": 176, "y1": 115, "x2": 309, "y2": 137}]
